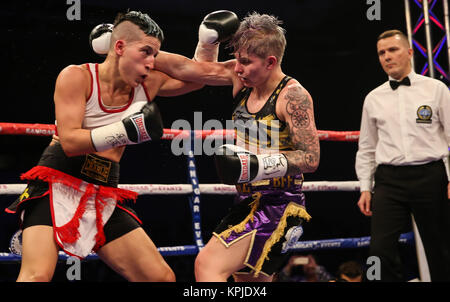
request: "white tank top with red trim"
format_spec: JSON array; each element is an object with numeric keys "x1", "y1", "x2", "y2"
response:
[{"x1": 81, "y1": 63, "x2": 150, "y2": 130}]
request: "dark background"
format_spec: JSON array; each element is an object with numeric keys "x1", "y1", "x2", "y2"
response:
[{"x1": 1, "y1": 0, "x2": 446, "y2": 281}]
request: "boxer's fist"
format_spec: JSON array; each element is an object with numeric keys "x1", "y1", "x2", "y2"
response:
[
  {"x1": 199, "y1": 10, "x2": 239, "y2": 44},
  {"x1": 121, "y1": 101, "x2": 164, "y2": 143},
  {"x1": 214, "y1": 144, "x2": 289, "y2": 184},
  {"x1": 214, "y1": 144, "x2": 258, "y2": 184},
  {"x1": 194, "y1": 10, "x2": 239, "y2": 62},
  {"x1": 90, "y1": 102, "x2": 163, "y2": 152},
  {"x1": 89, "y1": 23, "x2": 113, "y2": 56}
]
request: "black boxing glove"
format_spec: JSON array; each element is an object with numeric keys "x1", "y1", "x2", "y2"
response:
[
  {"x1": 214, "y1": 144, "x2": 289, "y2": 185},
  {"x1": 90, "y1": 102, "x2": 163, "y2": 152},
  {"x1": 201, "y1": 10, "x2": 240, "y2": 44},
  {"x1": 194, "y1": 10, "x2": 239, "y2": 62},
  {"x1": 89, "y1": 23, "x2": 114, "y2": 56}
]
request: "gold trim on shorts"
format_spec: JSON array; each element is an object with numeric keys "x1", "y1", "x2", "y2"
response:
[
  {"x1": 213, "y1": 200, "x2": 311, "y2": 277},
  {"x1": 212, "y1": 230, "x2": 272, "y2": 278}
]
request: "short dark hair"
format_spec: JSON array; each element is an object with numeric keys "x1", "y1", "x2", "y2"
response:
[
  {"x1": 338, "y1": 261, "x2": 363, "y2": 278},
  {"x1": 114, "y1": 10, "x2": 164, "y2": 42},
  {"x1": 377, "y1": 29, "x2": 409, "y2": 47}
]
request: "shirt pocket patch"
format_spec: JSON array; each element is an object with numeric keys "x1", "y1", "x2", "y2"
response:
[{"x1": 416, "y1": 105, "x2": 433, "y2": 124}]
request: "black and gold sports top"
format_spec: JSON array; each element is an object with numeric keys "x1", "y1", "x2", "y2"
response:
[{"x1": 232, "y1": 75, "x2": 293, "y2": 151}]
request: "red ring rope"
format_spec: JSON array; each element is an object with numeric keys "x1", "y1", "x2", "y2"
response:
[{"x1": 0, "y1": 122, "x2": 359, "y2": 142}]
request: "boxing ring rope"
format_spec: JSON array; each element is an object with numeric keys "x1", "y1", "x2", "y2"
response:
[
  {"x1": 0, "y1": 122, "x2": 414, "y2": 262},
  {"x1": 0, "y1": 122, "x2": 361, "y2": 142}
]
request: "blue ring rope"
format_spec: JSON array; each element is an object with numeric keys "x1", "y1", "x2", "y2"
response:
[
  {"x1": 0, "y1": 232, "x2": 415, "y2": 261},
  {"x1": 1, "y1": 131, "x2": 423, "y2": 262}
]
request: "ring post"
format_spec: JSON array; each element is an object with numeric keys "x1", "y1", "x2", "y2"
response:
[{"x1": 186, "y1": 131, "x2": 204, "y2": 252}]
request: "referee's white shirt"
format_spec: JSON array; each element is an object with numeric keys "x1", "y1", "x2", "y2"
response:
[{"x1": 355, "y1": 71, "x2": 450, "y2": 192}]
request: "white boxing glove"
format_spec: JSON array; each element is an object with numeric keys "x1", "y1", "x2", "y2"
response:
[{"x1": 89, "y1": 23, "x2": 114, "y2": 56}]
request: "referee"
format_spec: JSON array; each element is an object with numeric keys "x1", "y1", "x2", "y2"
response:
[{"x1": 355, "y1": 29, "x2": 450, "y2": 281}]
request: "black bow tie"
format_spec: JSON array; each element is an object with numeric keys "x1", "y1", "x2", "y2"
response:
[{"x1": 389, "y1": 77, "x2": 411, "y2": 90}]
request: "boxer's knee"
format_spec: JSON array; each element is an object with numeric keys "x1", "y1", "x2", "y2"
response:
[
  {"x1": 137, "y1": 265, "x2": 175, "y2": 282},
  {"x1": 126, "y1": 258, "x2": 176, "y2": 282},
  {"x1": 17, "y1": 268, "x2": 54, "y2": 282},
  {"x1": 194, "y1": 247, "x2": 227, "y2": 281},
  {"x1": 157, "y1": 267, "x2": 176, "y2": 282},
  {"x1": 194, "y1": 248, "x2": 213, "y2": 280}
]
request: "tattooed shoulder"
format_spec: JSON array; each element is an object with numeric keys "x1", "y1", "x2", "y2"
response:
[
  {"x1": 284, "y1": 84, "x2": 312, "y2": 129},
  {"x1": 285, "y1": 84, "x2": 311, "y2": 111},
  {"x1": 281, "y1": 83, "x2": 320, "y2": 174}
]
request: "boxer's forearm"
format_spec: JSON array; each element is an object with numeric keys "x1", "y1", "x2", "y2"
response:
[
  {"x1": 283, "y1": 149, "x2": 320, "y2": 175},
  {"x1": 58, "y1": 128, "x2": 97, "y2": 157},
  {"x1": 281, "y1": 114, "x2": 320, "y2": 175},
  {"x1": 155, "y1": 52, "x2": 234, "y2": 86},
  {"x1": 154, "y1": 51, "x2": 192, "y2": 79}
]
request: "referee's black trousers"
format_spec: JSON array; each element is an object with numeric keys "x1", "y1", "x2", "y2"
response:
[{"x1": 370, "y1": 160, "x2": 450, "y2": 281}]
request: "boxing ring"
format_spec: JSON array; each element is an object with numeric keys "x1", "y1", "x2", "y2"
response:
[{"x1": 0, "y1": 123, "x2": 416, "y2": 276}]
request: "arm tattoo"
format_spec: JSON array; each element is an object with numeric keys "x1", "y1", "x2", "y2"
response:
[
  {"x1": 283, "y1": 85, "x2": 320, "y2": 175},
  {"x1": 286, "y1": 88, "x2": 311, "y2": 128}
]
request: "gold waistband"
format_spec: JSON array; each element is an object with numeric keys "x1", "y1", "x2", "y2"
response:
[{"x1": 235, "y1": 175, "x2": 303, "y2": 194}]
